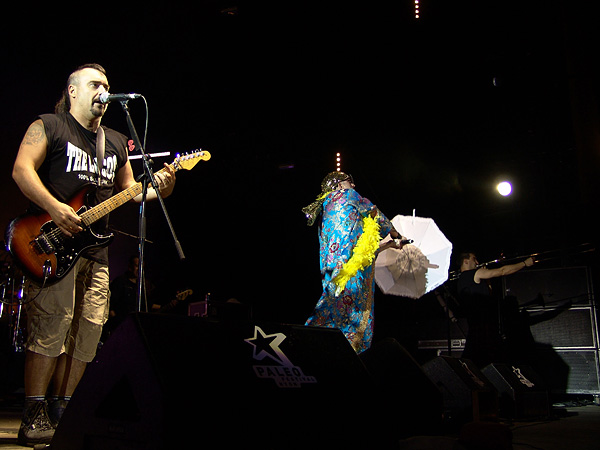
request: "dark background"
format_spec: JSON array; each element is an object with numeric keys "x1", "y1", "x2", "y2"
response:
[{"x1": 1, "y1": 0, "x2": 599, "y2": 336}]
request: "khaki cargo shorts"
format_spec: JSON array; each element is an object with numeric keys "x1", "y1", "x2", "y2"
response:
[{"x1": 25, "y1": 257, "x2": 110, "y2": 362}]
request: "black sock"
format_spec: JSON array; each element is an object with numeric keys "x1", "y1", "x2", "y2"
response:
[{"x1": 48, "y1": 396, "x2": 71, "y2": 426}]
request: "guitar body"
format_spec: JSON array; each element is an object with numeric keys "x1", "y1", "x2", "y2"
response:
[{"x1": 5, "y1": 187, "x2": 113, "y2": 285}]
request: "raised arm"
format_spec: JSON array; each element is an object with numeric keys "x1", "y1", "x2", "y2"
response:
[{"x1": 475, "y1": 257, "x2": 535, "y2": 283}]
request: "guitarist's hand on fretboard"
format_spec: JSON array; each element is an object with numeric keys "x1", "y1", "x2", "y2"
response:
[{"x1": 153, "y1": 162, "x2": 176, "y2": 197}]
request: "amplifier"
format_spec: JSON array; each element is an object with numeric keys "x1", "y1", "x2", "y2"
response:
[
  {"x1": 528, "y1": 306, "x2": 597, "y2": 348},
  {"x1": 504, "y1": 266, "x2": 592, "y2": 306},
  {"x1": 503, "y1": 266, "x2": 599, "y2": 395},
  {"x1": 539, "y1": 349, "x2": 600, "y2": 395},
  {"x1": 418, "y1": 339, "x2": 466, "y2": 350}
]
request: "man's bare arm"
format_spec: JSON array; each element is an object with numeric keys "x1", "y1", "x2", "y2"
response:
[
  {"x1": 475, "y1": 257, "x2": 535, "y2": 282},
  {"x1": 12, "y1": 120, "x2": 82, "y2": 236}
]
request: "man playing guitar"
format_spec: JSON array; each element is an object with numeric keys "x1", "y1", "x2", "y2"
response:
[{"x1": 10, "y1": 63, "x2": 176, "y2": 446}]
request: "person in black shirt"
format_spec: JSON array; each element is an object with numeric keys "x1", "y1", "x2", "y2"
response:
[
  {"x1": 11, "y1": 63, "x2": 176, "y2": 446},
  {"x1": 456, "y1": 252, "x2": 534, "y2": 367}
]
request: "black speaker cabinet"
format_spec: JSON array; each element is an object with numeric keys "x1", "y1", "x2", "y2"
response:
[
  {"x1": 503, "y1": 266, "x2": 600, "y2": 395},
  {"x1": 360, "y1": 338, "x2": 444, "y2": 438},
  {"x1": 422, "y1": 356, "x2": 498, "y2": 424},
  {"x1": 528, "y1": 307, "x2": 596, "y2": 348},
  {"x1": 534, "y1": 349, "x2": 600, "y2": 395},
  {"x1": 482, "y1": 363, "x2": 550, "y2": 419},
  {"x1": 51, "y1": 313, "x2": 377, "y2": 449},
  {"x1": 503, "y1": 266, "x2": 592, "y2": 306}
]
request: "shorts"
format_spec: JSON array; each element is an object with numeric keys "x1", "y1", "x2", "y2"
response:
[{"x1": 25, "y1": 257, "x2": 110, "y2": 362}]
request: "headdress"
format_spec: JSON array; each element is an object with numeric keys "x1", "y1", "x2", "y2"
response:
[{"x1": 301, "y1": 172, "x2": 353, "y2": 226}]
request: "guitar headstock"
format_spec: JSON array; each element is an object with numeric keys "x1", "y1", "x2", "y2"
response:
[
  {"x1": 173, "y1": 150, "x2": 211, "y2": 171},
  {"x1": 176, "y1": 289, "x2": 194, "y2": 301}
]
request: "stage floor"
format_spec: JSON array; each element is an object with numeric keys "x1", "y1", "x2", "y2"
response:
[{"x1": 1, "y1": 400, "x2": 599, "y2": 449}]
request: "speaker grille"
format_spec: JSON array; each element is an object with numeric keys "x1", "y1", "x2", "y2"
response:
[
  {"x1": 529, "y1": 307, "x2": 596, "y2": 348},
  {"x1": 558, "y1": 350, "x2": 600, "y2": 394},
  {"x1": 502, "y1": 266, "x2": 599, "y2": 395},
  {"x1": 504, "y1": 266, "x2": 592, "y2": 306}
]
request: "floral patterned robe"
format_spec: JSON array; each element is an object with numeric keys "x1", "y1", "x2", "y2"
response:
[{"x1": 305, "y1": 188, "x2": 393, "y2": 353}]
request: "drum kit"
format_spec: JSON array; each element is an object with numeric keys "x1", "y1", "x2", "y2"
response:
[{"x1": 1, "y1": 241, "x2": 26, "y2": 353}]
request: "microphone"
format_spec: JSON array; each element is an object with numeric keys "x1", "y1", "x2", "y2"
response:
[{"x1": 98, "y1": 92, "x2": 142, "y2": 104}]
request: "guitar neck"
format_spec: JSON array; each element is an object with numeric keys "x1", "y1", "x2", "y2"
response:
[{"x1": 80, "y1": 164, "x2": 173, "y2": 226}]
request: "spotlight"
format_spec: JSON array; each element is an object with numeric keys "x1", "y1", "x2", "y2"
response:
[{"x1": 496, "y1": 181, "x2": 512, "y2": 196}]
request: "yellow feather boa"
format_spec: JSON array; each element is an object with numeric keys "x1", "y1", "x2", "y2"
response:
[{"x1": 332, "y1": 215, "x2": 381, "y2": 296}]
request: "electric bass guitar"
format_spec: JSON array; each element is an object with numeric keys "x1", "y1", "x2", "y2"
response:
[{"x1": 5, "y1": 150, "x2": 210, "y2": 285}]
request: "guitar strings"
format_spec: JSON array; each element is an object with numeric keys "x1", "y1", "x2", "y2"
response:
[
  {"x1": 39, "y1": 161, "x2": 180, "y2": 245},
  {"x1": 33, "y1": 152, "x2": 208, "y2": 266}
]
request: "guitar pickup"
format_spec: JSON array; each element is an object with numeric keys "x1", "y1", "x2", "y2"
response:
[{"x1": 34, "y1": 233, "x2": 55, "y2": 255}]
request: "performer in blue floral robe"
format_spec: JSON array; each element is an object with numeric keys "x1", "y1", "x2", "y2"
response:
[{"x1": 302, "y1": 172, "x2": 403, "y2": 353}]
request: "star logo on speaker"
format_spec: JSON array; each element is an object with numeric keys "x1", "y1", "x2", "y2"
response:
[
  {"x1": 245, "y1": 326, "x2": 317, "y2": 388},
  {"x1": 244, "y1": 326, "x2": 291, "y2": 366}
]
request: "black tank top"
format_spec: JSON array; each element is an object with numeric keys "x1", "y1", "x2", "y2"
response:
[{"x1": 34, "y1": 112, "x2": 129, "y2": 263}]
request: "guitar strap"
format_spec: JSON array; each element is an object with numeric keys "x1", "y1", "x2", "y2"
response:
[{"x1": 95, "y1": 126, "x2": 105, "y2": 185}]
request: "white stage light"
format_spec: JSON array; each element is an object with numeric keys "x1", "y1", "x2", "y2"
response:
[{"x1": 497, "y1": 181, "x2": 512, "y2": 196}]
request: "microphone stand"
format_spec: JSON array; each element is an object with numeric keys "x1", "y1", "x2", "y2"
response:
[
  {"x1": 117, "y1": 99, "x2": 186, "y2": 313},
  {"x1": 434, "y1": 286, "x2": 466, "y2": 356}
]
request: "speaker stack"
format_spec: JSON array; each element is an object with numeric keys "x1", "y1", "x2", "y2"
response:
[{"x1": 503, "y1": 266, "x2": 600, "y2": 395}]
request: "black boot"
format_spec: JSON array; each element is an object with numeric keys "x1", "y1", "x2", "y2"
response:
[{"x1": 17, "y1": 398, "x2": 55, "y2": 446}]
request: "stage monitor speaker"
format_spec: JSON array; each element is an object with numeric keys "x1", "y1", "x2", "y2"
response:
[
  {"x1": 482, "y1": 363, "x2": 550, "y2": 419},
  {"x1": 423, "y1": 356, "x2": 498, "y2": 424},
  {"x1": 360, "y1": 338, "x2": 444, "y2": 438},
  {"x1": 51, "y1": 313, "x2": 377, "y2": 450}
]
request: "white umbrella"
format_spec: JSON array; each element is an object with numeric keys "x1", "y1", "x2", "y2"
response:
[{"x1": 375, "y1": 214, "x2": 453, "y2": 299}]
